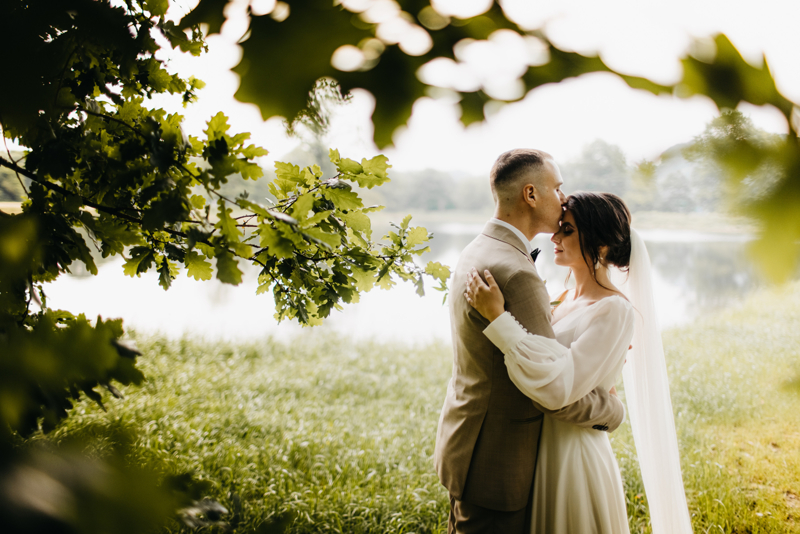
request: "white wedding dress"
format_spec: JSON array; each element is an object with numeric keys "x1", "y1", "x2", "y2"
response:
[
  {"x1": 484, "y1": 294, "x2": 635, "y2": 533},
  {"x1": 484, "y1": 229, "x2": 694, "y2": 534}
]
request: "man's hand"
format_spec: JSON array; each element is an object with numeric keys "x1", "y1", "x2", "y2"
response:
[{"x1": 465, "y1": 268, "x2": 506, "y2": 322}]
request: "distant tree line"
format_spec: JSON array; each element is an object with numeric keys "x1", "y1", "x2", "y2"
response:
[
  {"x1": 349, "y1": 136, "x2": 738, "y2": 215},
  {"x1": 558, "y1": 139, "x2": 723, "y2": 214}
]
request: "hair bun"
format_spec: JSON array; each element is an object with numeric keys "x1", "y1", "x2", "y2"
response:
[{"x1": 606, "y1": 235, "x2": 631, "y2": 269}]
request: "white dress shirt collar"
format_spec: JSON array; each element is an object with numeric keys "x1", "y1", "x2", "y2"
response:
[{"x1": 489, "y1": 218, "x2": 533, "y2": 255}]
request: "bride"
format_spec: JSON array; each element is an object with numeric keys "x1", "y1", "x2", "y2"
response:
[{"x1": 464, "y1": 191, "x2": 693, "y2": 533}]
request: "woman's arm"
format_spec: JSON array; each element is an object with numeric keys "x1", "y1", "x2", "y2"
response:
[
  {"x1": 484, "y1": 300, "x2": 633, "y2": 409},
  {"x1": 465, "y1": 267, "x2": 634, "y2": 410},
  {"x1": 467, "y1": 266, "x2": 628, "y2": 430}
]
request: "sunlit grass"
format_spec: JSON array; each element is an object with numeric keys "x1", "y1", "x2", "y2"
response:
[
  {"x1": 662, "y1": 281, "x2": 800, "y2": 534},
  {"x1": 54, "y1": 336, "x2": 453, "y2": 533},
  {"x1": 52, "y1": 282, "x2": 800, "y2": 533}
]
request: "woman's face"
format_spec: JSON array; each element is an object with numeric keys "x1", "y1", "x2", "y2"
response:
[{"x1": 551, "y1": 210, "x2": 582, "y2": 268}]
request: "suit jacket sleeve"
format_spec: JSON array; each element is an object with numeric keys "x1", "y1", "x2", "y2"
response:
[{"x1": 502, "y1": 269, "x2": 626, "y2": 432}]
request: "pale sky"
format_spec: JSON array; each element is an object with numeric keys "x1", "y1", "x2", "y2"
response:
[{"x1": 25, "y1": 0, "x2": 800, "y2": 176}]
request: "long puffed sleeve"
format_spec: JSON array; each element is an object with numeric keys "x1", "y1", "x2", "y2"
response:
[{"x1": 484, "y1": 297, "x2": 634, "y2": 411}]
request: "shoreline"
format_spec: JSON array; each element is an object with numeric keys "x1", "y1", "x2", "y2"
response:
[{"x1": 370, "y1": 209, "x2": 758, "y2": 235}]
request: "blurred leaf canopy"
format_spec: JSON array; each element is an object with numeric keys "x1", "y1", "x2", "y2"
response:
[{"x1": 179, "y1": 0, "x2": 799, "y2": 279}]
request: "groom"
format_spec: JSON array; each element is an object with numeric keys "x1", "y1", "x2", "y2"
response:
[{"x1": 434, "y1": 149, "x2": 626, "y2": 533}]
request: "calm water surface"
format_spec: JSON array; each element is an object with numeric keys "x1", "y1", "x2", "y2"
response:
[{"x1": 46, "y1": 223, "x2": 760, "y2": 342}]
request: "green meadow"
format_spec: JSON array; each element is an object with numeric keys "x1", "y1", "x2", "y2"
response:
[{"x1": 47, "y1": 282, "x2": 800, "y2": 533}]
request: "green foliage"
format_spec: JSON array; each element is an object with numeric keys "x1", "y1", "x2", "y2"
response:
[
  {"x1": 684, "y1": 109, "x2": 800, "y2": 280},
  {"x1": 0, "y1": 0, "x2": 445, "y2": 436},
  {"x1": 251, "y1": 150, "x2": 437, "y2": 324},
  {"x1": 0, "y1": 309, "x2": 144, "y2": 437},
  {"x1": 1, "y1": 437, "x2": 184, "y2": 534},
  {"x1": 0, "y1": 213, "x2": 138, "y2": 440},
  {"x1": 0, "y1": 423, "x2": 229, "y2": 534},
  {"x1": 0, "y1": 2, "x2": 446, "y2": 528},
  {"x1": 680, "y1": 35, "x2": 794, "y2": 118},
  {"x1": 0, "y1": 153, "x2": 29, "y2": 202}
]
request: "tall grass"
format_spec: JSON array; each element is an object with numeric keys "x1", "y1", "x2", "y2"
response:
[{"x1": 50, "y1": 282, "x2": 800, "y2": 533}]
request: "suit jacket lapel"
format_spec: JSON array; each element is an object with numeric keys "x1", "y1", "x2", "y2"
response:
[{"x1": 481, "y1": 222, "x2": 536, "y2": 268}]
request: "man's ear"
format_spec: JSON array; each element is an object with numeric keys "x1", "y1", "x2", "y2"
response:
[{"x1": 523, "y1": 184, "x2": 537, "y2": 207}]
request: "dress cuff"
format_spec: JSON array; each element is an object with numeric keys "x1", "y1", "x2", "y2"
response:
[{"x1": 483, "y1": 311, "x2": 529, "y2": 354}]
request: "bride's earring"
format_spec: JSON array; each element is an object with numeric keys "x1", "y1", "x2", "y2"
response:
[{"x1": 595, "y1": 257, "x2": 605, "y2": 270}]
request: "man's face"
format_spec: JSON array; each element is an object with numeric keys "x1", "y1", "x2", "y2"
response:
[{"x1": 535, "y1": 159, "x2": 567, "y2": 233}]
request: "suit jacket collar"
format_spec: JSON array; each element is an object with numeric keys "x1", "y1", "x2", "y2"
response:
[
  {"x1": 482, "y1": 220, "x2": 532, "y2": 260},
  {"x1": 489, "y1": 218, "x2": 533, "y2": 254}
]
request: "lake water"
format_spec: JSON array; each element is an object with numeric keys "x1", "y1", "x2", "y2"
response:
[{"x1": 46, "y1": 223, "x2": 760, "y2": 343}]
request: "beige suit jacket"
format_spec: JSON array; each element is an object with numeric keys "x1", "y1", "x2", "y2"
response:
[{"x1": 434, "y1": 221, "x2": 626, "y2": 512}]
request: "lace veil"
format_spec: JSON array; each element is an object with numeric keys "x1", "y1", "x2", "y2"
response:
[{"x1": 613, "y1": 228, "x2": 693, "y2": 533}]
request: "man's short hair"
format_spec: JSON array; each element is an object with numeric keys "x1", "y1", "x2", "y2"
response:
[{"x1": 490, "y1": 149, "x2": 548, "y2": 200}]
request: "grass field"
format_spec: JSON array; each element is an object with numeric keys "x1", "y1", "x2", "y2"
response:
[{"x1": 49, "y1": 282, "x2": 800, "y2": 533}]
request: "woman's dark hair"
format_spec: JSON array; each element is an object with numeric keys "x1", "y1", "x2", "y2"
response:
[{"x1": 564, "y1": 191, "x2": 632, "y2": 283}]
